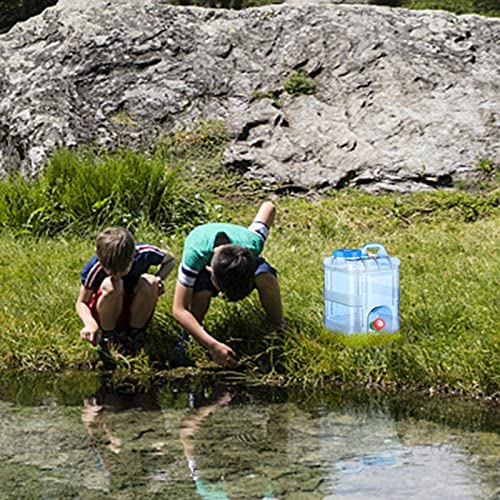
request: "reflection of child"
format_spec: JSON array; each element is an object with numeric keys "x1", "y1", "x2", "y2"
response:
[
  {"x1": 81, "y1": 396, "x2": 122, "y2": 455},
  {"x1": 172, "y1": 201, "x2": 284, "y2": 368},
  {"x1": 76, "y1": 227, "x2": 176, "y2": 348},
  {"x1": 179, "y1": 391, "x2": 233, "y2": 499}
]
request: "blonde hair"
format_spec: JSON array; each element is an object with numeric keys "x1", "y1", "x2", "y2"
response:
[{"x1": 95, "y1": 227, "x2": 135, "y2": 274}]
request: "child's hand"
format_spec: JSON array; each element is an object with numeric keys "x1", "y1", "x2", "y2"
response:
[
  {"x1": 80, "y1": 325, "x2": 99, "y2": 346},
  {"x1": 156, "y1": 276, "x2": 165, "y2": 296},
  {"x1": 208, "y1": 341, "x2": 238, "y2": 368}
]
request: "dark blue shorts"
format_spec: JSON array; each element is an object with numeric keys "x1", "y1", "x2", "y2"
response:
[{"x1": 193, "y1": 257, "x2": 277, "y2": 297}]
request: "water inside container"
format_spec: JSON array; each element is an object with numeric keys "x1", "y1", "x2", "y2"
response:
[{"x1": 323, "y1": 243, "x2": 400, "y2": 334}]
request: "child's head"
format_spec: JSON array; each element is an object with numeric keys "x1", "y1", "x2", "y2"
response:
[
  {"x1": 96, "y1": 227, "x2": 135, "y2": 276},
  {"x1": 210, "y1": 244, "x2": 256, "y2": 301}
]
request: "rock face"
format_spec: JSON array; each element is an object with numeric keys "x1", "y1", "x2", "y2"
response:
[{"x1": 0, "y1": 0, "x2": 498, "y2": 191}]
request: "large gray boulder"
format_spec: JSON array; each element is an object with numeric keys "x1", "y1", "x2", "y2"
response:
[{"x1": 0, "y1": 0, "x2": 498, "y2": 191}]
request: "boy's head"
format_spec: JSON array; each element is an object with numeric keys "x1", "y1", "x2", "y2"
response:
[
  {"x1": 96, "y1": 227, "x2": 135, "y2": 276},
  {"x1": 210, "y1": 244, "x2": 256, "y2": 301}
]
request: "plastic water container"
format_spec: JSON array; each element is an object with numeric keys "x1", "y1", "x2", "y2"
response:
[{"x1": 323, "y1": 243, "x2": 400, "y2": 334}]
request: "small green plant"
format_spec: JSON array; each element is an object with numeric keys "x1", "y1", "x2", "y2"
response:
[
  {"x1": 252, "y1": 89, "x2": 282, "y2": 107},
  {"x1": 476, "y1": 157, "x2": 495, "y2": 175},
  {"x1": 158, "y1": 119, "x2": 227, "y2": 158},
  {"x1": 109, "y1": 110, "x2": 138, "y2": 127},
  {"x1": 283, "y1": 71, "x2": 316, "y2": 96},
  {"x1": 156, "y1": 119, "x2": 242, "y2": 195},
  {"x1": 474, "y1": 157, "x2": 499, "y2": 190}
]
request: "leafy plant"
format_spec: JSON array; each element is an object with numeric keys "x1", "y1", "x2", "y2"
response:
[
  {"x1": 252, "y1": 89, "x2": 282, "y2": 107},
  {"x1": 476, "y1": 157, "x2": 496, "y2": 175},
  {"x1": 284, "y1": 71, "x2": 316, "y2": 96}
]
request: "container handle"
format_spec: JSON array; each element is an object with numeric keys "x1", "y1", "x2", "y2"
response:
[{"x1": 360, "y1": 243, "x2": 388, "y2": 257}]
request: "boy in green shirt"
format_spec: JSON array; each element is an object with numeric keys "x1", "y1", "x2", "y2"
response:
[{"x1": 172, "y1": 201, "x2": 284, "y2": 368}]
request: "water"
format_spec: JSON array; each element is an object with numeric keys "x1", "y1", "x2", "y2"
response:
[{"x1": 0, "y1": 372, "x2": 498, "y2": 499}]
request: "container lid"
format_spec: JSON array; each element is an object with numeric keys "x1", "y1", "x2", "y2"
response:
[{"x1": 333, "y1": 248, "x2": 362, "y2": 259}]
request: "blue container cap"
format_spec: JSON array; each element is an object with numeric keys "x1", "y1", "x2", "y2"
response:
[{"x1": 333, "y1": 248, "x2": 362, "y2": 259}]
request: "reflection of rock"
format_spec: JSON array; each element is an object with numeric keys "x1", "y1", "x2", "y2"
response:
[
  {"x1": 193, "y1": 401, "x2": 329, "y2": 498},
  {"x1": 0, "y1": 400, "x2": 109, "y2": 496},
  {"x1": 0, "y1": 397, "x2": 192, "y2": 498},
  {"x1": 0, "y1": 0, "x2": 498, "y2": 191}
]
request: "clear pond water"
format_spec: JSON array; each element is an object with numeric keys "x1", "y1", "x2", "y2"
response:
[{"x1": 0, "y1": 371, "x2": 498, "y2": 499}]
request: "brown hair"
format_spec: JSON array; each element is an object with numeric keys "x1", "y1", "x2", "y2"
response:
[
  {"x1": 210, "y1": 244, "x2": 256, "y2": 301},
  {"x1": 95, "y1": 227, "x2": 135, "y2": 275}
]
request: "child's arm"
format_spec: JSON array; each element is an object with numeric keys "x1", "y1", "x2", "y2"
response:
[
  {"x1": 172, "y1": 282, "x2": 237, "y2": 367},
  {"x1": 154, "y1": 250, "x2": 176, "y2": 295},
  {"x1": 254, "y1": 201, "x2": 276, "y2": 227},
  {"x1": 76, "y1": 285, "x2": 100, "y2": 346},
  {"x1": 155, "y1": 250, "x2": 176, "y2": 280},
  {"x1": 179, "y1": 391, "x2": 233, "y2": 459}
]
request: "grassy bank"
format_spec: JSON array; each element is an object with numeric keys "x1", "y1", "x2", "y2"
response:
[
  {"x1": 0, "y1": 127, "x2": 498, "y2": 399},
  {"x1": 395, "y1": 0, "x2": 500, "y2": 17},
  {"x1": 168, "y1": 0, "x2": 500, "y2": 17},
  {"x1": 368, "y1": 0, "x2": 500, "y2": 17}
]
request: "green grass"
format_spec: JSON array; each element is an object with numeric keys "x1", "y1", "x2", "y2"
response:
[
  {"x1": 0, "y1": 122, "x2": 498, "y2": 399},
  {"x1": 167, "y1": 0, "x2": 500, "y2": 16},
  {"x1": 0, "y1": 146, "x2": 209, "y2": 237},
  {"x1": 398, "y1": 0, "x2": 500, "y2": 16}
]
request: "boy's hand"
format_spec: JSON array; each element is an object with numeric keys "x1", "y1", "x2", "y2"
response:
[
  {"x1": 80, "y1": 325, "x2": 99, "y2": 346},
  {"x1": 156, "y1": 276, "x2": 165, "y2": 296},
  {"x1": 208, "y1": 341, "x2": 238, "y2": 368}
]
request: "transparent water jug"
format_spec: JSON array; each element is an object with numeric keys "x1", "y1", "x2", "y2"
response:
[{"x1": 323, "y1": 243, "x2": 400, "y2": 334}]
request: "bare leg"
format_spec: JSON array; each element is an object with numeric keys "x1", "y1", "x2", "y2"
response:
[
  {"x1": 96, "y1": 277, "x2": 124, "y2": 331},
  {"x1": 129, "y1": 274, "x2": 160, "y2": 329},
  {"x1": 190, "y1": 290, "x2": 213, "y2": 324},
  {"x1": 254, "y1": 272, "x2": 284, "y2": 327}
]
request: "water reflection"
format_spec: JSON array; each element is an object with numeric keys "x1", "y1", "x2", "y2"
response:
[
  {"x1": 0, "y1": 372, "x2": 498, "y2": 498},
  {"x1": 82, "y1": 396, "x2": 122, "y2": 455},
  {"x1": 179, "y1": 389, "x2": 234, "y2": 499}
]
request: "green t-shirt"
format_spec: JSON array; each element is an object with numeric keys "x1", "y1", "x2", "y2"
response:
[{"x1": 178, "y1": 222, "x2": 268, "y2": 287}]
